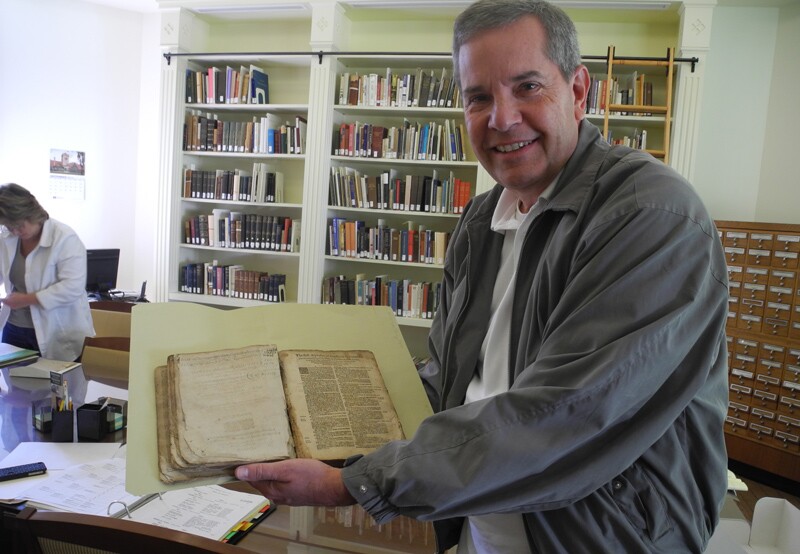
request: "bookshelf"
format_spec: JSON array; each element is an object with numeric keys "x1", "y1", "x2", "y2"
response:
[
  {"x1": 324, "y1": 55, "x2": 480, "y2": 332},
  {"x1": 168, "y1": 55, "x2": 311, "y2": 307},
  {"x1": 583, "y1": 47, "x2": 676, "y2": 163}
]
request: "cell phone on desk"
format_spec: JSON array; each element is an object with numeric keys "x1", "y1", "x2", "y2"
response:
[{"x1": 0, "y1": 462, "x2": 47, "y2": 482}]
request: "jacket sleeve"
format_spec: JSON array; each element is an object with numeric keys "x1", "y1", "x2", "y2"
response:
[{"x1": 341, "y1": 164, "x2": 729, "y2": 523}]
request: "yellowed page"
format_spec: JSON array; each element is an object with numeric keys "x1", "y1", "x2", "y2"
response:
[
  {"x1": 279, "y1": 350, "x2": 404, "y2": 461},
  {"x1": 127, "y1": 303, "x2": 432, "y2": 495},
  {"x1": 169, "y1": 345, "x2": 293, "y2": 467}
]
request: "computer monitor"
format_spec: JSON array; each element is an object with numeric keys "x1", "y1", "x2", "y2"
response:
[{"x1": 86, "y1": 249, "x2": 120, "y2": 298}]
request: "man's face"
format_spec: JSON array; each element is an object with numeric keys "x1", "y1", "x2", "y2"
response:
[{"x1": 458, "y1": 16, "x2": 589, "y2": 210}]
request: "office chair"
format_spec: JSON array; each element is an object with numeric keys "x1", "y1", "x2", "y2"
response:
[{"x1": 11, "y1": 507, "x2": 244, "y2": 554}]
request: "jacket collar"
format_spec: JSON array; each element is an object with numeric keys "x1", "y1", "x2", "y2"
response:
[
  {"x1": 545, "y1": 120, "x2": 609, "y2": 212},
  {"x1": 37, "y1": 219, "x2": 56, "y2": 248}
]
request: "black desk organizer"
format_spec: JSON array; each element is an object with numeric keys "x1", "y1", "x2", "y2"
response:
[{"x1": 77, "y1": 403, "x2": 108, "y2": 441}]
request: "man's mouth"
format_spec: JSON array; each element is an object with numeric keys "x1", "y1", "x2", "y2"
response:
[{"x1": 494, "y1": 140, "x2": 533, "y2": 153}]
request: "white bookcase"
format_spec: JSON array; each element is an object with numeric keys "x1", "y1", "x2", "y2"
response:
[{"x1": 167, "y1": 54, "x2": 311, "y2": 307}]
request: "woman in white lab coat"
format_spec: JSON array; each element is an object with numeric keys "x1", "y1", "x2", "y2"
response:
[{"x1": 0, "y1": 183, "x2": 94, "y2": 361}]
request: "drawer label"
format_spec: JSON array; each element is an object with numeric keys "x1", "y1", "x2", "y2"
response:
[
  {"x1": 748, "y1": 423, "x2": 772, "y2": 435},
  {"x1": 751, "y1": 408, "x2": 775, "y2": 419}
]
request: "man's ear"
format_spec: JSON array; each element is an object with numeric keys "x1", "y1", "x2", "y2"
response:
[{"x1": 572, "y1": 65, "x2": 591, "y2": 119}]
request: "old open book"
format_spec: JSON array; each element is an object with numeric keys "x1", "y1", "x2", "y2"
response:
[{"x1": 154, "y1": 345, "x2": 404, "y2": 483}]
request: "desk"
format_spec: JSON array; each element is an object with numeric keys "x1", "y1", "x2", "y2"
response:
[
  {"x1": 0, "y1": 365, "x2": 126, "y2": 458},
  {"x1": 1, "y1": 367, "x2": 436, "y2": 553}
]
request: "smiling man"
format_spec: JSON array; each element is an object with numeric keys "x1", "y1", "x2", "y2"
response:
[{"x1": 236, "y1": 1, "x2": 730, "y2": 552}]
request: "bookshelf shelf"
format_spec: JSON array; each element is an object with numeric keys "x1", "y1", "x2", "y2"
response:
[
  {"x1": 180, "y1": 244, "x2": 301, "y2": 258},
  {"x1": 330, "y1": 156, "x2": 476, "y2": 168},
  {"x1": 184, "y1": 152, "x2": 306, "y2": 160},
  {"x1": 187, "y1": 103, "x2": 309, "y2": 114},
  {"x1": 167, "y1": 291, "x2": 278, "y2": 308},
  {"x1": 324, "y1": 255, "x2": 444, "y2": 270},
  {"x1": 335, "y1": 105, "x2": 464, "y2": 117},
  {"x1": 329, "y1": 205, "x2": 460, "y2": 220},
  {"x1": 397, "y1": 316, "x2": 433, "y2": 329},
  {"x1": 182, "y1": 198, "x2": 303, "y2": 210}
]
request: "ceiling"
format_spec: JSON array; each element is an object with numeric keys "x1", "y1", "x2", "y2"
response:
[{"x1": 83, "y1": 0, "x2": 800, "y2": 16}]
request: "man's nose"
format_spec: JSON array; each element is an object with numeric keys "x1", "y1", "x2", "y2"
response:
[{"x1": 489, "y1": 96, "x2": 522, "y2": 131}]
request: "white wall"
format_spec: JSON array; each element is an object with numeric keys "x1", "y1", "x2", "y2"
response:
[
  {"x1": 0, "y1": 0, "x2": 159, "y2": 292},
  {"x1": 756, "y1": 2, "x2": 800, "y2": 224},
  {"x1": 692, "y1": 6, "x2": 779, "y2": 221}
]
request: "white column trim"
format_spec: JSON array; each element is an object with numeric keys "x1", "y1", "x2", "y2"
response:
[{"x1": 670, "y1": 2, "x2": 715, "y2": 181}]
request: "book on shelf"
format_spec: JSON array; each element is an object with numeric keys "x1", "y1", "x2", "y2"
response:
[
  {"x1": 338, "y1": 71, "x2": 349, "y2": 105},
  {"x1": 249, "y1": 65, "x2": 269, "y2": 104},
  {"x1": 154, "y1": 345, "x2": 404, "y2": 484}
]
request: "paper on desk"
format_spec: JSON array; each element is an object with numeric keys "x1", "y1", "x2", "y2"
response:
[
  {"x1": 18, "y1": 457, "x2": 144, "y2": 516},
  {"x1": 0, "y1": 442, "x2": 124, "y2": 503},
  {"x1": 85, "y1": 379, "x2": 129, "y2": 402},
  {"x1": 125, "y1": 485, "x2": 269, "y2": 540},
  {"x1": 1, "y1": 442, "x2": 123, "y2": 470}
]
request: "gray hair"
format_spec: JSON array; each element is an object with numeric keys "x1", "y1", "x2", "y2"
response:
[
  {"x1": 453, "y1": 0, "x2": 582, "y2": 86},
  {"x1": 0, "y1": 183, "x2": 49, "y2": 226}
]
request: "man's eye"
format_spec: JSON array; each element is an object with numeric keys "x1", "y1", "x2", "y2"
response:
[
  {"x1": 520, "y1": 82, "x2": 540, "y2": 92},
  {"x1": 467, "y1": 94, "x2": 489, "y2": 106}
]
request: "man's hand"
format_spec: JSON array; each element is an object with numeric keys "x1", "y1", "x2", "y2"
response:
[{"x1": 235, "y1": 459, "x2": 357, "y2": 507}]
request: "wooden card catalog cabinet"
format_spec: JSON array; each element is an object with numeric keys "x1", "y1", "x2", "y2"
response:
[{"x1": 717, "y1": 221, "x2": 800, "y2": 482}]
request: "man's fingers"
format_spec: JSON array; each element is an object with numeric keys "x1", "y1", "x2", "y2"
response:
[{"x1": 236, "y1": 462, "x2": 283, "y2": 482}]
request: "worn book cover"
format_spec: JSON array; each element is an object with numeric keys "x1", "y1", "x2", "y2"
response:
[{"x1": 154, "y1": 345, "x2": 404, "y2": 484}]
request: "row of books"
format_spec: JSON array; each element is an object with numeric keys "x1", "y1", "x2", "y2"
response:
[
  {"x1": 586, "y1": 72, "x2": 655, "y2": 116},
  {"x1": 180, "y1": 262, "x2": 287, "y2": 302},
  {"x1": 185, "y1": 64, "x2": 269, "y2": 105},
  {"x1": 334, "y1": 119, "x2": 467, "y2": 162},
  {"x1": 329, "y1": 166, "x2": 472, "y2": 215},
  {"x1": 183, "y1": 111, "x2": 307, "y2": 155},
  {"x1": 184, "y1": 212, "x2": 300, "y2": 253},
  {"x1": 327, "y1": 218, "x2": 449, "y2": 266},
  {"x1": 322, "y1": 275, "x2": 441, "y2": 320},
  {"x1": 182, "y1": 166, "x2": 285, "y2": 203},
  {"x1": 606, "y1": 129, "x2": 648, "y2": 150},
  {"x1": 337, "y1": 67, "x2": 461, "y2": 109}
]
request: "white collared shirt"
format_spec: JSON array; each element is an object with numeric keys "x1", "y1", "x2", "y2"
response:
[{"x1": 459, "y1": 179, "x2": 557, "y2": 554}]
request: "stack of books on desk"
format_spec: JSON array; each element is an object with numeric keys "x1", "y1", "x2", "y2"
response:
[
  {"x1": 0, "y1": 343, "x2": 38, "y2": 369},
  {"x1": 8, "y1": 358, "x2": 80, "y2": 379}
]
